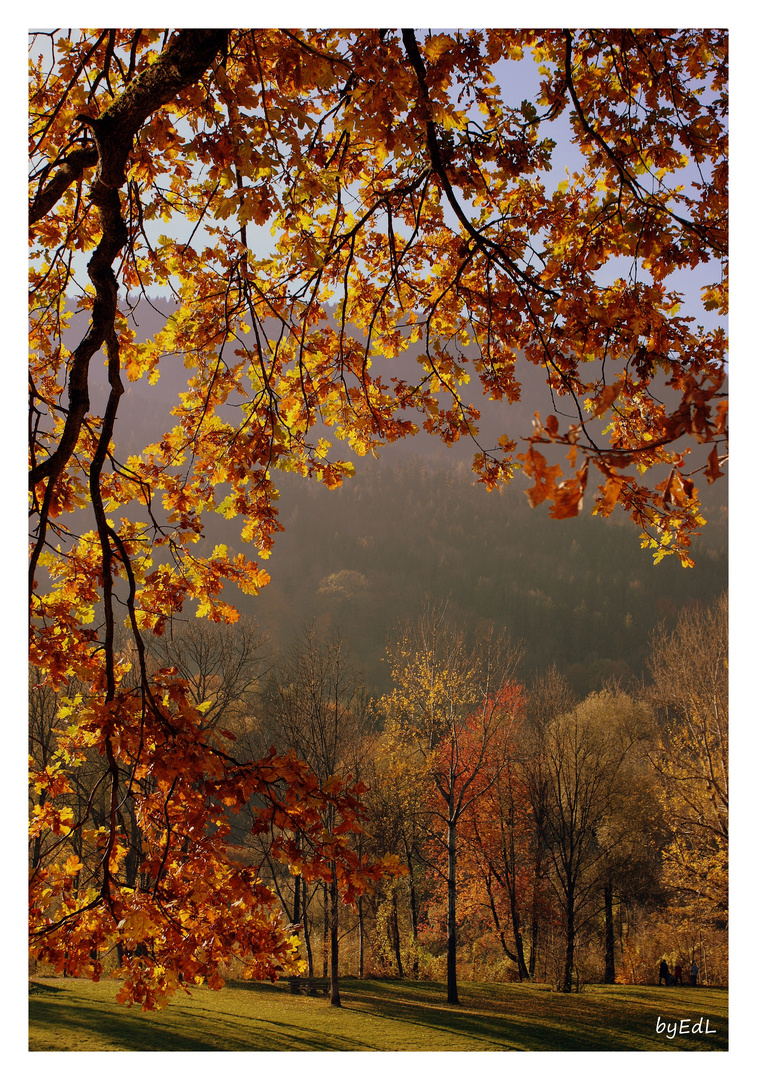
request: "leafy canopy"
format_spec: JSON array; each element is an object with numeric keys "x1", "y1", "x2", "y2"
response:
[{"x1": 28, "y1": 29, "x2": 727, "y2": 1005}]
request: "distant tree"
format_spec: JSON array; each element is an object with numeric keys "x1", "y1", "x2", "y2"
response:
[
  {"x1": 361, "y1": 733, "x2": 430, "y2": 979},
  {"x1": 144, "y1": 617, "x2": 269, "y2": 739},
  {"x1": 29, "y1": 669, "x2": 73, "y2": 872},
  {"x1": 29, "y1": 29, "x2": 727, "y2": 1003},
  {"x1": 538, "y1": 691, "x2": 651, "y2": 991},
  {"x1": 646, "y1": 595, "x2": 728, "y2": 930},
  {"x1": 257, "y1": 624, "x2": 374, "y2": 1005},
  {"x1": 592, "y1": 746, "x2": 666, "y2": 984},
  {"x1": 383, "y1": 603, "x2": 523, "y2": 1003},
  {"x1": 519, "y1": 668, "x2": 576, "y2": 979},
  {"x1": 455, "y1": 687, "x2": 531, "y2": 980}
]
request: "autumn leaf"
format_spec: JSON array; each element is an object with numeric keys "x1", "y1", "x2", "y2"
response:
[
  {"x1": 549, "y1": 461, "x2": 589, "y2": 520},
  {"x1": 519, "y1": 446, "x2": 563, "y2": 508},
  {"x1": 594, "y1": 471, "x2": 624, "y2": 516},
  {"x1": 704, "y1": 445, "x2": 725, "y2": 484}
]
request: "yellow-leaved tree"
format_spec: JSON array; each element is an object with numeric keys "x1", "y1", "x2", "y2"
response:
[
  {"x1": 647, "y1": 595, "x2": 728, "y2": 975},
  {"x1": 382, "y1": 604, "x2": 523, "y2": 1003}
]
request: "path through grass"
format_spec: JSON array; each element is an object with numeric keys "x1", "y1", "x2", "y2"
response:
[{"x1": 29, "y1": 976, "x2": 728, "y2": 1052}]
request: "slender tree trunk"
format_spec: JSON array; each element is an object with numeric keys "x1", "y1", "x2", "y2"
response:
[
  {"x1": 329, "y1": 869, "x2": 341, "y2": 1006},
  {"x1": 501, "y1": 790, "x2": 530, "y2": 980},
  {"x1": 603, "y1": 879, "x2": 616, "y2": 984},
  {"x1": 529, "y1": 845, "x2": 544, "y2": 979},
  {"x1": 404, "y1": 838, "x2": 420, "y2": 978},
  {"x1": 31, "y1": 791, "x2": 47, "y2": 869},
  {"x1": 447, "y1": 818, "x2": 459, "y2": 1005},
  {"x1": 290, "y1": 873, "x2": 302, "y2": 993},
  {"x1": 322, "y1": 882, "x2": 329, "y2": 979},
  {"x1": 302, "y1": 879, "x2": 314, "y2": 981},
  {"x1": 358, "y1": 895, "x2": 364, "y2": 980},
  {"x1": 563, "y1": 881, "x2": 576, "y2": 992},
  {"x1": 391, "y1": 890, "x2": 404, "y2": 978},
  {"x1": 483, "y1": 867, "x2": 522, "y2": 974}
]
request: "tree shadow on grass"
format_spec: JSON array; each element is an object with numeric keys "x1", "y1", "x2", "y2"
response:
[
  {"x1": 335, "y1": 980, "x2": 728, "y2": 1053},
  {"x1": 344, "y1": 993, "x2": 616, "y2": 1051},
  {"x1": 29, "y1": 981, "x2": 366, "y2": 1052},
  {"x1": 28, "y1": 978, "x2": 728, "y2": 1053}
]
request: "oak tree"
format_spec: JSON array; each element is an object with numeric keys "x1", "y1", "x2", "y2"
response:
[{"x1": 29, "y1": 29, "x2": 727, "y2": 1003}]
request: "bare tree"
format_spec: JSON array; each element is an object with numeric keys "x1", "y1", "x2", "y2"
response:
[
  {"x1": 538, "y1": 691, "x2": 650, "y2": 991},
  {"x1": 257, "y1": 623, "x2": 372, "y2": 1006},
  {"x1": 144, "y1": 616, "x2": 270, "y2": 740},
  {"x1": 516, "y1": 667, "x2": 576, "y2": 980}
]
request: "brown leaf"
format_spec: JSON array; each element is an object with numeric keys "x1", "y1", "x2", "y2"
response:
[
  {"x1": 596, "y1": 472, "x2": 624, "y2": 515},
  {"x1": 704, "y1": 445, "x2": 725, "y2": 484}
]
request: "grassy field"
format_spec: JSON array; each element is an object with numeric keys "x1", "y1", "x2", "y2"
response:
[{"x1": 28, "y1": 975, "x2": 728, "y2": 1052}]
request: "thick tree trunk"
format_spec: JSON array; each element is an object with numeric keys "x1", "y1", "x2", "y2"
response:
[
  {"x1": 447, "y1": 819, "x2": 459, "y2": 1005},
  {"x1": 603, "y1": 880, "x2": 616, "y2": 984},
  {"x1": 510, "y1": 905, "x2": 529, "y2": 981},
  {"x1": 529, "y1": 915, "x2": 539, "y2": 979}
]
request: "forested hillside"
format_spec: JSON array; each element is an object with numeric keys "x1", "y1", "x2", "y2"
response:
[{"x1": 202, "y1": 456, "x2": 727, "y2": 696}]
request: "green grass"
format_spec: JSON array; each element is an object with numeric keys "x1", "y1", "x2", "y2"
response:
[{"x1": 28, "y1": 975, "x2": 728, "y2": 1052}]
